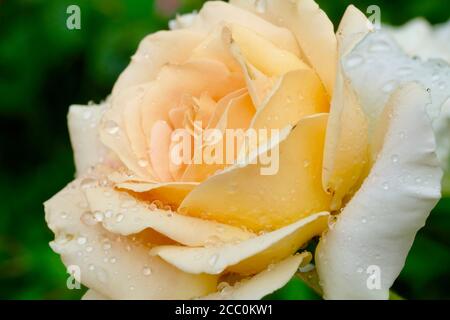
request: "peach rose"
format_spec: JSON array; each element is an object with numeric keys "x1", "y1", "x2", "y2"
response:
[{"x1": 45, "y1": 0, "x2": 449, "y2": 300}]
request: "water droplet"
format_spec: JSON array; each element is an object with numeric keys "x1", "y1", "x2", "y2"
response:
[
  {"x1": 116, "y1": 214, "x2": 124, "y2": 223},
  {"x1": 88, "y1": 264, "x2": 95, "y2": 271},
  {"x1": 357, "y1": 267, "x2": 364, "y2": 273},
  {"x1": 382, "y1": 80, "x2": 396, "y2": 93},
  {"x1": 96, "y1": 267, "x2": 108, "y2": 283},
  {"x1": 303, "y1": 160, "x2": 311, "y2": 168},
  {"x1": 105, "y1": 120, "x2": 120, "y2": 135},
  {"x1": 60, "y1": 211, "x2": 68, "y2": 219},
  {"x1": 77, "y1": 236, "x2": 87, "y2": 245},
  {"x1": 362, "y1": 218, "x2": 367, "y2": 224},
  {"x1": 109, "y1": 257, "x2": 117, "y2": 264},
  {"x1": 104, "y1": 210, "x2": 113, "y2": 218},
  {"x1": 346, "y1": 55, "x2": 363, "y2": 68},
  {"x1": 397, "y1": 67, "x2": 412, "y2": 76},
  {"x1": 86, "y1": 246, "x2": 93, "y2": 253},
  {"x1": 138, "y1": 159, "x2": 149, "y2": 168},
  {"x1": 369, "y1": 40, "x2": 390, "y2": 52},
  {"x1": 255, "y1": 0, "x2": 266, "y2": 13},
  {"x1": 81, "y1": 211, "x2": 97, "y2": 226},
  {"x1": 391, "y1": 155, "x2": 399, "y2": 164},
  {"x1": 103, "y1": 242, "x2": 112, "y2": 250},
  {"x1": 129, "y1": 285, "x2": 135, "y2": 291},
  {"x1": 142, "y1": 266, "x2": 152, "y2": 276},
  {"x1": 80, "y1": 178, "x2": 97, "y2": 189},
  {"x1": 328, "y1": 215, "x2": 338, "y2": 229},
  {"x1": 83, "y1": 110, "x2": 92, "y2": 120},
  {"x1": 382, "y1": 182, "x2": 389, "y2": 190},
  {"x1": 208, "y1": 254, "x2": 219, "y2": 266},
  {"x1": 93, "y1": 211, "x2": 104, "y2": 222}
]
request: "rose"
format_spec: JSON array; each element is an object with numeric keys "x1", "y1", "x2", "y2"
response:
[{"x1": 44, "y1": 0, "x2": 449, "y2": 300}]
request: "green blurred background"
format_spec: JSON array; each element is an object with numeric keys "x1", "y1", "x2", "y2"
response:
[{"x1": 0, "y1": 0, "x2": 449, "y2": 300}]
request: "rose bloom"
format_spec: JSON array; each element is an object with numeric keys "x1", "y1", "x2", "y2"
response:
[{"x1": 45, "y1": 0, "x2": 450, "y2": 300}]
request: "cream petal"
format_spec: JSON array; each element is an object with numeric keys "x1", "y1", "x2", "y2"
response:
[
  {"x1": 169, "y1": 12, "x2": 198, "y2": 30},
  {"x1": 316, "y1": 83, "x2": 443, "y2": 299},
  {"x1": 251, "y1": 68, "x2": 329, "y2": 131},
  {"x1": 231, "y1": 0, "x2": 337, "y2": 96},
  {"x1": 45, "y1": 176, "x2": 217, "y2": 299},
  {"x1": 150, "y1": 212, "x2": 328, "y2": 275},
  {"x1": 200, "y1": 254, "x2": 309, "y2": 300},
  {"x1": 112, "y1": 30, "x2": 204, "y2": 95},
  {"x1": 191, "y1": 1, "x2": 301, "y2": 56},
  {"x1": 322, "y1": 6, "x2": 372, "y2": 209},
  {"x1": 179, "y1": 114, "x2": 331, "y2": 232},
  {"x1": 84, "y1": 186, "x2": 254, "y2": 247},
  {"x1": 68, "y1": 104, "x2": 113, "y2": 176},
  {"x1": 341, "y1": 31, "x2": 450, "y2": 162},
  {"x1": 82, "y1": 289, "x2": 109, "y2": 300}
]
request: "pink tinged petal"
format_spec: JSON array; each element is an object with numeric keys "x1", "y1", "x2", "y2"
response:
[
  {"x1": 150, "y1": 120, "x2": 174, "y2": 182},
  {"x1": 316, "y1": 83, "x2": 443, "y2": 299}
]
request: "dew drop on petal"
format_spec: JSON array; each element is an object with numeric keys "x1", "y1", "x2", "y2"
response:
[{"x1": 105, "y1": 120, "x2": 120, "y2": 135}]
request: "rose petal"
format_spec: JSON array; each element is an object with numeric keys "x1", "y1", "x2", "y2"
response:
[
  {"x1": 82, "y1": 290, "x2": 109, "y2": 300},
  {"x1": 151, "y1": 212, "x2": 327, "y2": 275},
  {"x1": 200, "y1": 254, "x2": 309, "y2": 300},
  {"x1": 84, "y1": 186, "x2": 254, "y2": 247},
  {"x1": 112, "y1": 30, "x2": 204, "y2": 95},
  {"x1": 341, "y1": 31, "x2": 450, "y2": 156},
  {"x1": 387, "y1": 18, "x2": 450, "y2": 64},
  {"x1": 191, "y1": 1, "x2": 301, "y2": 56},
  {"x1": 322, "y1": 6, "x2": 372, "y2": 209},
  {"x1": 231, "y1": 0, "x2": 337, "y2": 95},
  {"x1": 68, "y1": 104, "x2": 112, "y2": 175},
  {"x1": 230, "y1": 24, "x2": 309, "y2": 77},
  {"x1": 251, "y1": 68, "x2": 329, "y2": 131},
  {"x1": 45, "y1": 177, "x2": 217, "y2": 299},
  {"x1": 179, "y1": 114, "x2": 331, "y2": 232},
  {"x1": 316, "y1": 83, "x2": 443, "y2": 299}
]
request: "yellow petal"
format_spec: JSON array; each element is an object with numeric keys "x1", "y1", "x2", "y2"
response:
[
  {"x1": 322, "y1": 6, "x2": 373, "y2": 210},
  {"x1": 251, "y1": 69, "x2": 329, "y2": 131},
  {"x1": 200, "y1": 254, "x2": 309, "y2": 300},
  {"x1": 151, "y1": 212, "x2": 328, "y2": 275},
  {"x1": 191, "y1": 1, "x2": 301, "y2": 56},
  {"x1": 84, "y1": 186, "x2": 254, "y2": 247},
  {"x1": 179, "y1": 114, "x2": 331, "y2": 232},
  {"x1": 231, "y1": 0, "x2": 337, "y2": 96},
  {"x1": 230, "y1": 24, "x2": 309, "y2": 77}
]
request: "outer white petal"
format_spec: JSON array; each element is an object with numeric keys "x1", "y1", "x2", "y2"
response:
[
  {"x1": 169, "y1": 12, "x2": 198, "y2": 30},
  {"x1": 387, "y1": 18, "x2": 450, "y2": 64},
  {"x1": 200, "y1": 254, "x2": 308, "y2": 300},
  {"x1": 316, "y1": 83, "x2": 443, "y2": 299},
  {"x1": 67, "y1": 104, "x2": 113, "y2": 176},
  {"x1": 341, "y1": 31, "x2": 450, "y2": 169}
]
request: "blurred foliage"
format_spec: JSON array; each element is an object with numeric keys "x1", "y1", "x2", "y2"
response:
[{"x1": 0, "y1": 0, "x2": 448, "y2": 300}]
